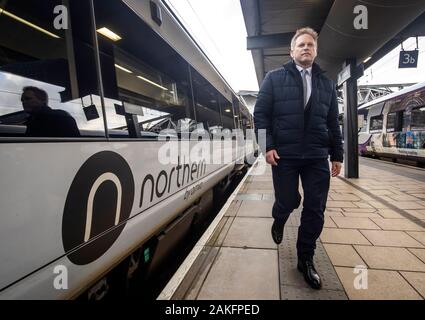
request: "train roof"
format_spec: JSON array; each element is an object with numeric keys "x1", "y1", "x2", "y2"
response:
[{"x1": 358, "y1": 80, "x2": 425, "y2": 111}]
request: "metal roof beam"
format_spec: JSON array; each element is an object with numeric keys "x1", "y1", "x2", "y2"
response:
[{"x1": 247, "y1": 32, "x2": 295, "y2": 50}]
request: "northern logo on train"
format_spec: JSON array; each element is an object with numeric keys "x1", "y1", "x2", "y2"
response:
[{"x1": 62, "y1": 151, "x2": 135, "y2": 265}]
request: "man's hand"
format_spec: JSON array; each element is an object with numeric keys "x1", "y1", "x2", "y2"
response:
[
  {"x1": 331, "y1": 161, "x2": 342, "y2": 177},
  {"x1": 266, "y1": 149, "x2": 280, "y2": 166}
]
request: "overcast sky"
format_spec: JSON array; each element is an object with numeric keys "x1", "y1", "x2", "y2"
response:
[
  {"x1": 165, "y1": 0, "x2": 259, "y2": 92},
  {"x1": 166, "y1": 0, "x2": 425, "y2": 92}
]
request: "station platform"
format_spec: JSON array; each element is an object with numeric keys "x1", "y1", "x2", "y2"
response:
[{"x1": 158, "y1": 158, "x2": 425, "y2": 300}]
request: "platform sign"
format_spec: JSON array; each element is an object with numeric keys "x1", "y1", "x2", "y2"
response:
[
  {"x1": 123, "y1": 101, "x2": 144, "y2": 116},
  {"x1": 337, "y1": 64, "x2": 351, "y2": 87},
  {"x1": 399, "y1": 50, "x2": 418, "y2": 68}
]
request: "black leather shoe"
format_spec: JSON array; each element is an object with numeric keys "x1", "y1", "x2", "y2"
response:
[
  {"x1": 297, "y1": 259, "x2": 322, "y2": 290},
  {"x1": 271, "y1": 220, "x2": 284, "y2": 245}
]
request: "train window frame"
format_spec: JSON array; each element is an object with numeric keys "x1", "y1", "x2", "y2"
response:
[
  {"x1": 219, "y1": 94, "x2": 236, "y2": 131},
  {"x1": 190, "y1": 66, "x2": 224, "y2": 134},
  {"x1": 386, "y1": 113, "x2": 396, "y2": 133},
  {"x1": 369, "y1": 115, "x2": 384, "y2": 133},
  {"x1": 386, "y1": 111, "x2": 403, "y2": 133},
  {"x1": 410, "y1": 105, "x2": 425, "y2": 131}
]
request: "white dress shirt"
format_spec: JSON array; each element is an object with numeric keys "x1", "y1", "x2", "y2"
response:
[{"x1": 295, "y1": 64, "x2": 312, "y2": 106}]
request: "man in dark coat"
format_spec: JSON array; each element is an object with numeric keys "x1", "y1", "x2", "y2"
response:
[
  {"x1": 21, "y1": 86, "x2": 80, "y2": 138},
  {"x1": 254, "y1": 27, "x2": 343, "y2": 289}
]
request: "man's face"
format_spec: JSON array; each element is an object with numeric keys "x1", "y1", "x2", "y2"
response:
[
  {"x1": 290, "y1": 34, "x2": 317, "y2": 68},
  {"x1": 21, "y1": 90, "x2": 43, "y2": 113}
]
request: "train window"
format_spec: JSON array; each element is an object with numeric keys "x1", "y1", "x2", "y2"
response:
[
  {"x1": 411, "y1": 106, "x2": 425, "y2": 131},
  {"x1": 386, "y1": 113, "x2": 396, "y2": 132},
  {"x1": 369, "y1": 115, "x2": 383, "y2": 133},
  {"x1": 190, "y1": 66, "x2": 222, "y2": 134},
  {"x1": 93, "y1": 0, "x2": 195, "y2": 139},
  {"x1": 402, "y1": 110, "x2": 410, "y2": 131},
  {"x1": 220, "y1": 95, "x2": 236, "y2": 130},
  {"x1": 232, "y1": 97, "x2": 242, "y2": 129},
  {"x1": 0, "y1": 0, "x2": 107, "y2": 138},
  {"x1": 386, "y1": 112, "x2": 403, "y2": 133}
]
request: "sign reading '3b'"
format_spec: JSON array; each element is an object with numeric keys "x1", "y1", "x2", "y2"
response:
[{"x1": 399, "y1": 50, "x2": 419, "y2": 68}]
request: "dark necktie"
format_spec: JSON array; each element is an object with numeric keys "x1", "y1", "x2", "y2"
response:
[{"x1": 302, "y1": 69, "x2": 308, "y2": 108}]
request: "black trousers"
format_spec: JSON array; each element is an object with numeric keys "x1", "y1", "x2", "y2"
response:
[{"x1": 271, "y1": 158, "x2": 330, "y2": 260}]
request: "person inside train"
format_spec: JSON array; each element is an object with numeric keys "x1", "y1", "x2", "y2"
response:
[{"x1": 21, "y1": 86, "x2": 80, "y2": 137}]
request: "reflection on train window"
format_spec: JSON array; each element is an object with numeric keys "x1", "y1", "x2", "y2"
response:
[
  {"x1": 369, "y1": 115, "x2": 383, "y2": 133},
  {"x1": 386, "y1": 112, "x2": 403, "y2": 133},
  {"x1": 402, "y1": 111, "x2": 410, "y2": 131},
  {"x1": 0, "y1": 0, "x2": 106, "y2": 138},
  {"x1": 191, "y1": 66, "x2": 235, "y2": 134},
  {"x1": 411, "y1": 106, "x2": 425, "y2": 131},
  {"x1": 232, "y1": 97, "x2": 241, "y2": 130},
  {"x1": 220, "y1": 95, "x2": 236, "y2": 130},
  {"x1": 410, "y1": 106, "x2": 425, "y2": 130},
  {"x1": 93, "y1": 1, "x2": 197, "y2": 139},
  {"x1": 386, "y1": 113, "x2": 396, "y2": 132},
  {"x1": 190, "y1": 66, "x2": 221, "y2": 133}
]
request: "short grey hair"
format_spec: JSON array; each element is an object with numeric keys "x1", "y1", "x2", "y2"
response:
[{"x1": 290, "y1": 27, "x2": 318, "y2": 50}]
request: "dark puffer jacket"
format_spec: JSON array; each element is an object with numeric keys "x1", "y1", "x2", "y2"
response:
[{"x1": 254, "y1": 60, "x2": 343, "y2": 162}]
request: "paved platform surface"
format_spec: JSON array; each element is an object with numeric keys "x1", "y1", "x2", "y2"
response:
[{"x1": 159, "y1": 157, "x2": 425, "y2": 300}]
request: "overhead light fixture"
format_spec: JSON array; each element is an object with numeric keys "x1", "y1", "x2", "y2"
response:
[
  {"x1": 137, "y1": 75, "x2": 168, "y2": 91},
  {"x1": 363, "y1": 56, "x2": 372, "y2": 63},
  {"x1": 225, "y1": 109, "x2": 231, "y2": 113},
  {"x1": 114, "y1": 64, "x2": 133, "y2": 74},
  {"x1": 0, "y1": 7, "x2": 60, "y2": 38},
  {"x1": 97, "y1": 27, "x2": 122, "y2": 41}
]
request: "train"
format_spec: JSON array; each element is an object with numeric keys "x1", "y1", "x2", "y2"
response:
[
  {"x1": 0, "y1": 0, "x2": 256, "y2": 299},
  {"x1": 357, "y1": 81, "x2": 425, "y2": 166}
]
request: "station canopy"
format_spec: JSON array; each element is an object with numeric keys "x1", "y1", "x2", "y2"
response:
[{"x1": 240, "y1": 0, "x2": 425, "y2": 84}]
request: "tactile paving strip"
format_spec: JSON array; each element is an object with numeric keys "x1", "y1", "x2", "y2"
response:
[
  {"x1": 278, "y1": 210, "x2": 347, "y2": 299},
  {"x1": 285, "y1": 212, "x2": 301, "y2": 227},
  {"x1": 280, "y1": 286, "x2": 347, "y2": 300}
]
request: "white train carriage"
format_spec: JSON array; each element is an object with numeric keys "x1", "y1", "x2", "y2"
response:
[{"x1": 0, "y1": 0, "x2": 255, "y2": 299}]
